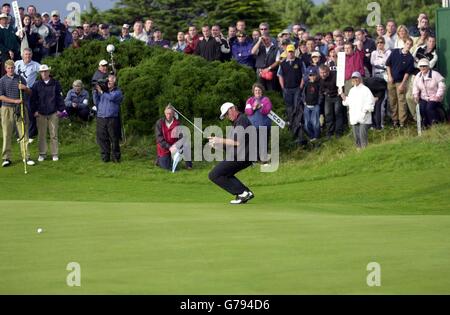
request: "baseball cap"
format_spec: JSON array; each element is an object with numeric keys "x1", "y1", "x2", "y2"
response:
[
  {"x1": 51, "y1": 10, "x2": 59, "y2": 17},
  {"x1": 99, "y1": 60, "x2": 108, "y2": 66},
  {"x1": 42, "y1": 12, "x2": 50, "y2": 17},
  {"x1": 311, "y1": 51, "x2": 321, "y2": 58},
  {"x1": 308, "y1": 68, "x2": 318, "y2": 76},
  {"x1": 122, "y1": 24, "x2": 130, "y2": 29},
  {"x1": 351, "y1": 71, "x2": 362, "y2": 79},
  {"x1": 39, "y1": 65, "x2": 51, "y2": 72},
  {"x1": 281, "y1": 29, "x2": 290, "y2": 35},
  {"x1": 0, "y1": 13, "x2": 7, "y2": 19},
  {"x1": 418, "y1": 58, "x2": 430, "y2": 67},
  {"x1": 286, "y1": 44, "x2": 295, "y2": 52},
  {"x1": 220, "y1": 102, "x2": 234, "y2": 120}
]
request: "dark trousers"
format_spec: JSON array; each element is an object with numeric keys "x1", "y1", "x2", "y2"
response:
[
  {"x1": 208, "y1": 161, "x2": 252, "y2": 196},
  {"x1": 324, "y1": 96, "x2": 344, "y2": 137},
  {"x1": 66, "y1": 106, "x2": 90, "y2": 121},
  {"x1": 96, "y1": 117, "x2": 121, "y2": 161},
  {"x1": 157, "y1": 154, "x2": 193, "y2": 171},
  {"x1": 283, "y1": 87, "x2": 301, "y2": 120},
  {"x1": 419, "y1": 99, "x2": 441, "y2": 127}
]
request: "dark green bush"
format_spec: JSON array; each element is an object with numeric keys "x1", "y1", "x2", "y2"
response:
[{"x1": 44, "y1": 38, "x2": 286, "y2": 135}]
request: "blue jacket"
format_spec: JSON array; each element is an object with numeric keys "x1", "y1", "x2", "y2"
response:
[
  {"x1": 31, "y1": 78, "x2": 65, "y2": 115},
  {"x1": 65, "y1": 89, "x2": 90, "y2": 108},
  {"x1": 231, "y1": 40, "x2": 255, "y2": 68},
  {"x1": 94, "y1": 88, "x2": 123, "y2": 118}
]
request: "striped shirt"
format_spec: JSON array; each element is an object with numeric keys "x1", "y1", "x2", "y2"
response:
[{"x1": 0, "y1": 74, "x2": 26, "y2": 107}]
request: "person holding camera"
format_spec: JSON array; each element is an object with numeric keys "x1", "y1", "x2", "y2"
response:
[
  {"x1": 91, "y1": 60, "x2": 109, "y2": 111},
  {"x1": 93, "y1": 74, "x2": 123, "y2": 163}
]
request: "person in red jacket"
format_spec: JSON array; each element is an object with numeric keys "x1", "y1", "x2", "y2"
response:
[
  {"x1": 183, "y1": 26, "x2": 200, "y2": 55},
  {"x1": 155, "y1": 105, "x2": 192, "y2": 171}
]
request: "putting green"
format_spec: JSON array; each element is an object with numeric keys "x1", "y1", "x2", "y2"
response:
[{"x1": 1, "y1": 200, "x2": 449, "y2": 294}]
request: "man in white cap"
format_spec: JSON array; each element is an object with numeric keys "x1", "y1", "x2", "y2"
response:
[
  {"x1": 340, "y1": 71, "x2": 375, "y2": 150},
  {"x1": 91, "y1": 60, "x2": 109, "y2": 107},
  {"x1": 208, "y1": 103, "x2": 255, "y2": 204},
  {"x1": 31, "y1": 65, "x2": 65, "y2": 162},
  {"x1": 49, "y1": 10, "x2": 66, "y2": 56},
  {"x1": 0, "y1": 12, "x2": 20, "y2": 72},
  {"x1": 119, "y1": 24, "x2": 131, "y2": 42}
]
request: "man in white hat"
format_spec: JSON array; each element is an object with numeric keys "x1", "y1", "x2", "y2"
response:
[
  {"x1": 91, "y1": 60, "x2": 109, "y2": 107},
  {"x1": 340, "y1": 71, "x2": 375, "y2": 150},
  {"x1": 49, "y1": 10, "x2": 66, "y2": 56},
  {"x1": 0, "y1": 12, "x2": 20, "y2": 71},
  {"x1": 208, "y1": 103, "x2": 255, "y2": 204},
  {"x1": 119, "y1": 24, "x2": 131, "y2": 42},
  {"x1": 31, "y1": 65, "x2": 65, "y2": 162}
]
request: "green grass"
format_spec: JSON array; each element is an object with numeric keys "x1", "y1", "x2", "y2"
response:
[{"x1": 1, "y1": 122, "x2": 450, "y2": 294}]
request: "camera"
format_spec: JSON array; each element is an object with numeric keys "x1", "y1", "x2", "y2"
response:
[{"x1": 92, "y1": 78, "x2": 109, "y2": 93}]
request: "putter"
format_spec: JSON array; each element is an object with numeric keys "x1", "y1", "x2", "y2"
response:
[
  {"x1": 170, "y1": 104, "x2": 204, "y2": 135},
  {"x1": 19, "y1": 86, "x2": 27, "y2": 174}
]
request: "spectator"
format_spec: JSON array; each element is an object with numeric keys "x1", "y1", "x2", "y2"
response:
[
  {"x1": 1, "y1": 3, "x2": 14, "y2": 28},
  {"x1": 409, "y1": 13, "x2": 429, "y2": 37},
  {"x1": 41, "y1": 12, "x2": 50, "y2": 25},
  {"x1": 131, "y1": 21, "x2": 148, "y2": 42},
  {"x1": 319, "y1": 65, "x2": 344, "y2": 139},
  {"x1": 65, "y1": 80, "x2": 90, "y2": 121},
  {"x1": 245, "y1": 83, "x2": 272, "y2": 158},
  {"x1": 386, "y1": 37, "x2": 415, "y2": 128},
  {"x1": 371, "y1": 36, "x2": 391, "y2": 81},
  {"x1": 81, "y1": 23, "x2": 90, "y2": 40},
  {"x1": 195, "y1": 25, "x2": 222, "y2": 61},
  {"x1": 355, "y1": 29, "x2": 376, "y2": 75},
  {"x1": 99, "y1": 24, "x2": 110, "y2": 41},
  {"x1": 48, "y1": 10, "x2": 66, "y2": 56},
  {"x1": 227, "y1": 25, "x2": 237, "y2": 46},
  {"x1": 252, "y1": 35, "x2": 278, "y2": 91},
  {"x1": 394, "y1": 25, "x2": 409, "y2": 49},
  {"x1": 343, "y1": 40, "x2": 365, "y2": 95},
  {"x1": 340, "y1": 71, "x2": 375, "y2": 149},
  {"x1": 118, "y1": 24, "x2": 131, "y2": 42},
  {"x1": 172, "y1": 31, "x2": 187, "y2": 52},
  {"x1": 88, "y1": 23, "x2": 103, "y2": 40},
  {"x1": 18, "y1": 14, "x2": 41, "y2": 61},
  {"x1": 184, "y1": 25, "x2": 200, "y2": 54},
  {"x1": 296, "y1": 40, "x2": 307, "y2": 59},
  {"x1": 26, "y1": 5, "x2": 36, "y2": 19},
  {"x1": 332, "y1": 29, "x2": 342, "y2": 42},
  {"x1": 384, "y1": 19, "x2": 397, "y2": 50},
  {"x1": 292, "y1": 24, "x2": 302, "y2": 46},
  {"x1": 211, "y1": 25, "x2": 231, "y2": 61},
  {"x1": 66, "y1": 29, "x2": 81, "y2": 48},
  {"x1": 303, "y1": 69, "x2": 321, "y2": 142},
  {"x1": 413, "y1": 58, "x2": 446, "y2": 128},
  {"x1": 15, "y1": 48, "x2": 40, "y2": 140},
  {"x1": 414, "y1": 35, "x2": 437, "y2": 70},
  {"x1": 144, "y1": 19, "x2": 154, "y2": 39},
  {"x1": 147, "y1": 29, "x2": 170, "y2": 48},
  {"x1": 231, "y1": 31, "x2": 254, "y2": 68},
  {"x1": 0, "y1": 59, "x2": 34, "y2": 167},
  {"x1": 236, "y1": 20, "x2": 246, "y2": 33},
  {"x1": 375, "y1": 24, "x2": 386, "y2": 38},
  {"x1": 31, "y1": 14, "x2": 56, "y2": 60},
  {"x1": 325, "y1": 47, "x2": 337, "y2": 72},
  {"x1": 31, "y1": 65, "x2": 65, "y2": 162},
  {"x1": 303, "y1": 51, "x2": 323, "y2": 88},
  {"x1": 343, "y1": 26, "x2": 355, "y2": 44},
  {"x1": 155, "y1": 104, "x2": 192, "y2": 171},
  {"x1": 334, "y1": 34, "x2": 345, "y2": 53},
  {"x1": 93, "y1": 74, "x2": 123, "y2": 163},
  {"x1": 0, "y1": 13, "x2": 19, "y2": 75},
  {"x1": 251, "y1": 29, "x2": 260, "y2": 44}
]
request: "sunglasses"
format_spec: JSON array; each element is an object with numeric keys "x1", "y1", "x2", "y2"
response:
[
  {"x1": 260, "y1": 28, "x2": 267, "y2": 30},
  {"x1": 237, "y1": 35, "x2": 245, "y2": 38}
]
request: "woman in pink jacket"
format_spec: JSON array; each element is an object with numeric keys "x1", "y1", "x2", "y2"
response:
[
  {"x1": 245, "y1": 83, "x2": 272, "y2": 161},
  {"x1": 413, "y1": 58, "x2": 446, "y2": 127}
]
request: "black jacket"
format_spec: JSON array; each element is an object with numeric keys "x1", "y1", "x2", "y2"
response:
[{"x1": 31, "y1": 78, "x2": 65, "y2": 115}]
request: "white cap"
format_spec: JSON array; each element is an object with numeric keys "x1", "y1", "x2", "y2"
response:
[
  {"x1": 351, "y1": 71, "x2": 362, "y2": 79},
  {"x1": 220, "y1": 102, "x2": 235, "y2": 120},
  {"x1": 122, "y1": 24, "x2": 130, "y2": 29},
  {"x1": 99, "y1": 59, "x2": 108, "y2": 66},
  {"x1": 0, "y1": 13, "x2": 7, "y2": 19},
  {"x1": 42, "y1": 12, "x2": 50, "y2": 17},
  {"x1": 39, "y1": 64, "x2": 51, "y2": 72},
  {"x1": 51, "y1": 10, "x2": 60, "y2": 17},
  {"x1": 418, "y1": 58, "x2": 430, "y2": 67}
]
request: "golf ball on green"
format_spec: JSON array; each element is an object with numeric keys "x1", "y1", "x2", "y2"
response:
[{"x1": 37, "y1": 228, "x2": 43, "y2": 234}]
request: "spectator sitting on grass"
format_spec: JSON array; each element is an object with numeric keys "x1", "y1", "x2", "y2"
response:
[{"x1": 65, "y1": 80, "x2": 90, "y2": 122}]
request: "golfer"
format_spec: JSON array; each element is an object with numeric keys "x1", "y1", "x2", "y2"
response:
[{"x1": 208, "y1": 102, "x2": 254, "y2": 204}]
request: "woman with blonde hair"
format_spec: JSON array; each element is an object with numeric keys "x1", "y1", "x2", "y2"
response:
[{"x1": 394, "y1": 25, "x2": 410, "y2": 49}]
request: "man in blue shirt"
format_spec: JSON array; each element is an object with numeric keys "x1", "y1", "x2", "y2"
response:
[
  {"x1": 386, "y1": 37, "x2": 415, "y2": 128},
  {"x1": 93, "y1": 74, "x2": 123, "y2": 163},
  {"x1": 15, "y1": 48, "x2": 40, "y2": 140}
]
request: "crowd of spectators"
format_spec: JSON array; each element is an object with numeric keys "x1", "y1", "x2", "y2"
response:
[{"x1": 0, "y1": 3, "x2": 448, "y2": 167}]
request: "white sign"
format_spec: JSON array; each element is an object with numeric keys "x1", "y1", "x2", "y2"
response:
[
  {"x1": 66, "y1": 2, "x2": 82, "y2": 27},
  {"x1": 12, "y1": 1, "x2": 22, "y2": 32},
  {"x1": 268, "y1": 110, "x2": 286, "y2": 129},
  {"x1": 336, "y1": 51, "x2": 346, "y2": 90}
]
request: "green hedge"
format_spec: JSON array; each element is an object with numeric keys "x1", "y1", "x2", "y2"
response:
[{"x1": 44, "y1": 38, "x2": 285, "y2": 134}]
